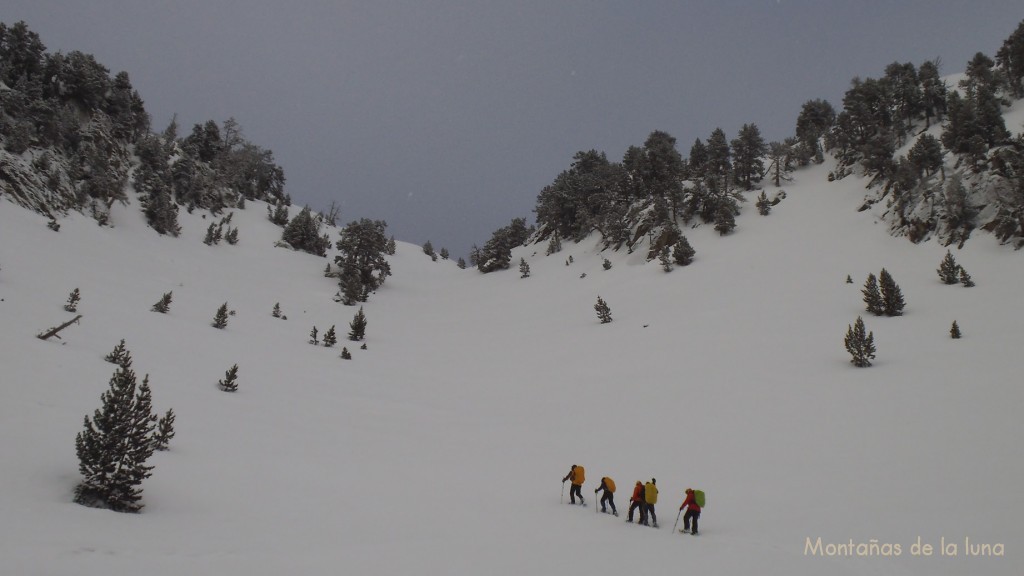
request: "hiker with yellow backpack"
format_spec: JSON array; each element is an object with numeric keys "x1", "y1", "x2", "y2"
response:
[
  {"x1": 677, "y1": 488, "x2": 704, "y2": 535},
  {"x1": 561, "y1": 464, "x2": 586, "y2": 506},
  {"x1": 641, "y1": 478, "x2": 658, "y2": 527},
  {"x1": 594, "y1": 476, "x2": 617, "y2": 516}
]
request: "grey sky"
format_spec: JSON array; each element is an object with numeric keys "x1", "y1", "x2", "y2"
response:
[{"x1": 5, "y1": 1, "x2": 1021, "y2": 258}]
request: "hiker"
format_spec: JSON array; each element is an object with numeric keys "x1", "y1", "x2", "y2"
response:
[
  {"x1": 642, "y1": 478, "x2": 658, "y2": 527},
  {"x1": 679, "y1": 488, "x2": 702, "y2": 535},
  {"x1": 626, "y1": 481, "x2": 645, "y2": 523},
  {"x1": 561, "y1": 464, "x2": 586, "y2": 505},
  {"x1": 594, "y1": 476, "x2": 617, "y2": 516}
]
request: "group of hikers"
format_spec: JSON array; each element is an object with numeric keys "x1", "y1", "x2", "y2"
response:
[{"x1": 562, "y1": 464, "x2": 702, "y2": 535}]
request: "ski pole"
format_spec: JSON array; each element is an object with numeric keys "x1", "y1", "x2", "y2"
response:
[
  {"x1": 673, "y1": 509, "x2": 681, "y2": 533},
  {"x1": 561, "y1": 481, "x2": 565, "y2": 505}
]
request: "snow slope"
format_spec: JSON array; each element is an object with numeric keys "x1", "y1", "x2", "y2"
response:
[{"x1": 1, "y1": 157, "x2": 1022, "y2": 575}]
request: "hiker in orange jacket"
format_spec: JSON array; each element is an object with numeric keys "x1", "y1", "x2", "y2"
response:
[
  {"x1": 561, "y1": 464, "x2": 586, "y2": 506},
  {"x1": 679, "y1": 488, "x2": 702, "y2": 535},
  {"x1": 626, "y1": 481, "x2": 645, "y2": 523},
  {"x1": 594, "y1": 477, "x2": 617, "y2": 516}
]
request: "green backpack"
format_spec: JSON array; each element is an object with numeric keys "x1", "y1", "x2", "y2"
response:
[{"x1": 694, "y1": 489, "x2": 706, "y2": 508}]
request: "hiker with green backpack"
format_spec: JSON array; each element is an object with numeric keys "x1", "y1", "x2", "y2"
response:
[{"x1": 678, "y1": 488, "x2": 703, "y2": 535}]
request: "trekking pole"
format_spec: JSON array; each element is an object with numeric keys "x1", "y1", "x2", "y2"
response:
[
  {"x1": 561, "y1": 482, "x2": 565, "y2": 505},
  {"x1": 672, "y1": 509, "x2": 681, "y2": 533}
]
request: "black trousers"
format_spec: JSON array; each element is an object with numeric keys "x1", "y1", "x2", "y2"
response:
[
  {"x1": 628, "y1": 500, "x2": 644, "y2": 521},
  {"x1": 683, "y1": 509, "x2": 700, "y2": 533},
  {"x1": 570, "y1": 484, "x2": 583, "y2": 503},
  {"x1": 600, "y1": 491, "x2": 616, "y2": 512}
]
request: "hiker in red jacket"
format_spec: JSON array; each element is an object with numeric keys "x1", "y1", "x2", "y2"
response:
[
  {"x1": 679, "y1": 488, "x2": 702, "y2": 535},
  {"x1": 626, "y1": 481, "x2": 645, "y2": 523}
]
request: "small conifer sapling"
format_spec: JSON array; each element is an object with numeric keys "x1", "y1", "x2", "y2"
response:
[
  {"x1": 272, "y1": 302, "x2": 282, "y2": 318},
  {"x1": 958, "y1": 266, "x2": 975, "y2": 287},
  {"x1": 862, "y1": 273, "x2": 884, "y2": 316},
  {"x1": 340, "y1": 347, "x2": 352, "y2": 360},
  {"x1": 595, "y1": 296, "x2": 612, "y2": 324},
  {"x1": 323, "y1": 325, "x2": 337, "y2": 347},
  {"x1": 65, "y1": 288, "x2": 81, "y2": 312},
  {"x1": 520, "y1": 258, "x2": 531, "y2": 278},
  {"x1": 844, "y1": 316, "x2": 876, "y2": 367},
  {"x1": 950, "y1": 320, "x2": 962, "y2": 339},
  {"x1": 309, "y1": 326, "x2": 319, "y2": 345},
  {"x1": 212, "y1": 303, "x2": 229, "y2": 329},
  {"x1": 105, "y1": 339, "x2": 132, "y2": 368},
  {"x1": 937, "y1": 251, "x2": 960, "y2": 284},
  {"x1": 151, "y1": 291, "x2": 173, "y2": 313},
  {"x1": 349, "y1": 307, "x2": 368, "y2": 341},
  {"x1": 218, "y1": 364, "x2": 239, "y2": 392}
]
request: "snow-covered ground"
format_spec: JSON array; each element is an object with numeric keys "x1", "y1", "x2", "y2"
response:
[{"x1": 1, "y1": 155, "x2": 1021, "y2": 575}]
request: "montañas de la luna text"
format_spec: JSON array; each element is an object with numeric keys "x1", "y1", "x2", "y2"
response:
[{"x1": 805, "y1": 537, "x2": 1004, "y2": 557}]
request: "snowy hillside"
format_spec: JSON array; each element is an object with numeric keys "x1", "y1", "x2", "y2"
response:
[{"x1": 1, "y1": 156, "x2": 1022, "y2": 575}]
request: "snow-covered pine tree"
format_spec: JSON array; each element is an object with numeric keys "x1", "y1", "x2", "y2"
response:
[
  {"x1": 203, "y1": 223, "x2": 218, "y2": 245},
  {"x1": 937, "y1": 250, "x2": 960, "y2": 284},
  {"x1": 323, "y1": 325, "x2": 337, "y2": 347},
  {"x1": 272, "y1": 302, "x2": 282, "y2": 318},
  {"x1": 218, "y1": 364, "x2": 239, "y2": 392},
  {"x1": 440, "y1": 247, "x2": 449, "y2": 260},
  {"x1": 594, "y1": 296, "x2": 612, "y2": 324},
  {"x1": 659, "y1": 247, "x2": 673, "y2": 272},
  {"x1": 104, "y1": 339, "x2": 132, "y2": 367},
  {"x1": 950, "y1": 320, "x2": 962, "y2": 339},
  {"x1": 958, "y1": 266, "x2": 975, "y2": 287},
  {"x1": 457, "y1": 257, "x2": 467, "y2": 269},
  {"x1": 212, "y1": 303, "x2": 229, "y2": 328},
  {"x1": 423, "y1": 240, "x2": 435, "y2": 259},
  {"x1": 756, "y1": 191, "x2": 772, "y2": 215},
  {"x1": 152, "y1": 408, "x2": 175, "y2": 451},
  {"x1": 309, "y1": 326, "x2": 319, "y2": 345},
  {"x1": 546, "y1": 232, "x2": 562, "y2": 255},
  {"x1": 349, "y1": 307, "x2": 367, "y2": 341},
  {"x1": 520, "y1": 257, "x2": 531, "y2": 278},
  {"x1": 74, "y1": 366, "x2": 157, "y2": 512},
  {"x1": 151, "y1": 291, "x2": 173, "y2": 313},
  {"x1": 340, "y1": 347, "x2": 352, "y2": 360},
  {"x1": 225, "y1": 226, "x2": 239, "y2": 245},
  {"x1": 673, "y1": 237, "x2": 695, "y2": 266},
  {"x1": 603, "y1": 258, "x2": 612, "y2": 270},
  {"x1": 879, "y1": 268, "x2": 905, "y2": 316},
  {"x1": 844, "y1": 316, "x2": 876, "y2": 367},
  {"x1": 862, "y1": 273, "x2": 884, "y2": 316},
  {"x1": 64, "y1": 287, "x2": 81, "y2": 312}
]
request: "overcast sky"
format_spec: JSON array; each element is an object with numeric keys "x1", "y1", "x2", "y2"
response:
[{"x1": 5, "y1": 1, "x2": 1022, "y2": 258}]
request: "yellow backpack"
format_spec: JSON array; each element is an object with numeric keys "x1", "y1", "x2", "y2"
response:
[
  {"x1": 572, "y1": 465, "x2": 586, "y2": 485},
  {"x1": 604, "y1": 477, "x2": 616, "y2": 493}
]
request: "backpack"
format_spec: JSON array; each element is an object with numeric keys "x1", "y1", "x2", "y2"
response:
[
  {"x1": 604, "y1": 477, "x2": 616, "y2": 493},
  {"x1": 573, "y1": 465, "x2": 585, "y2": 485},
  {"x1": 693, "y1": 489, "x2": 705, "y2": 508}
]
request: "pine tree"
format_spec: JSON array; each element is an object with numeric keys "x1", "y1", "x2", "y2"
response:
[
  {"x1": 519, "y1": 258, "x2": 531, "y2": 278},
  {"x1": 846, "y1": 275, "x2": 854, "y2": 284},
  {"x1": 546, "y1": 232, "x2": 562, "y2": 255},
  {"x1": 152, "y1": 408, "x2": 175, "y2": 451},
  {"x1": 272, "y1": 302, "x2": 282, "y2": 318},
  {"x1": 65, "y1": 288, "x2": 81, "y2": 312},
  {"x1": 672, "y1": 237, "x2": 695, "y2": 266},
  {"x1": 218, "y1": 364, "x2": 239, "y2": 392},
  {"x1": 440, "y1": 247, "x2": 450, "y2": 260},
  {"x1": 659, "y1": 247, "x2": 673, "y2": 272},
  {"x1": 151, "y1": 291, "x2": 173, "y2": 313},
  {"x1": 958, "y1": 266, "x2": 975, "y2": 287},
  {"x1": 844, "y1": 316, "x2": 876, "y2": 367},
  {"x1": 950, "y1": 320, "x2": 962, "y2": 339},
  {"x1": 349, "y1": 306, "x2": 367, "y2": 341},
  {"x1": 203, "y1": 223, "x2": 219, "y2": 245},
  {"x1": 225, "y1": 227, "x2": 239, "y2": 245},
  {"x1": 937, "y1": 251, "x2": 960, "y2": 284},
  {"x1": 756, "y1": 191, "x2": 772, "y2": 215},
  {"x1": 603, "y1": 258, "x2": 612, "y2": 270},
  {"x1": 878, "y1": 268, "x2": 905, "y2": 316},
  {"x1": 74, "y1": 365, "x2": 157, "y2": 512},
  {"x1": 457, "y1": 257, "x2": 466, "y2": 269},
  {"x1": 340, "y1": 347, "x2": 352, "y2": 360},
  {"x1": 594, "y1": 296, "x2": 612, "y2": 324},
  {"x1": 422, "y1": 240, "x2": 435, "y2": 259},
  {"x1": 713, "y1": 205, "x2": 736, "y2": 235},
  {"x1": 105, "y1": 339, "x2": 132, "y2": 367},
  {"x1": 212, "y1": 303, "x2": 229, "y2": 329},
  {"x1": 323, "y1": 325, "x2": 337, "y2": 347},
  {"x1": 309, "y1": 326, "x2": 319, "y2": 345},
  {"x1": 862, "y1": 273, "x2": 884, "y2": 316}
]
